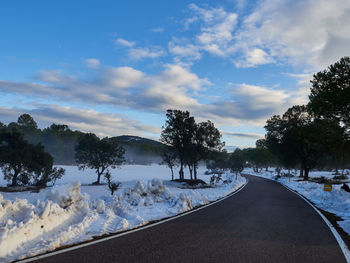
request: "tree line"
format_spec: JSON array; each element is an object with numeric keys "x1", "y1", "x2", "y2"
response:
[
  {"x1": 0, "y1": 124, "x2": 65, "y2": 187},
  {"x1": 263, "y1": 56, "x2": 350, "y2": 179},
  {"x1": 0, "y1": 116, "x2": 125, "y2": 187}
]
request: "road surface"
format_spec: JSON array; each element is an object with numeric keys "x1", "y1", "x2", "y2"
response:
[{"x1": 32, "y1": 175, "x2": 346, "y2": 263}]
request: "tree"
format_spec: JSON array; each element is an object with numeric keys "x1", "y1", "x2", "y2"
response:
[
  {"x1": 161, "y1": 110, "x2": 195, "y2": 180},
  {"x1": 255, "y1": 139, "x2": 275, "y2": 171},
  {"x1": 265, "y1": 105, "x2": 341, "y2": 180},
  {"x1": 42, "y1": 124, "x2": 83, "y2": 164},
  {"x1": 0, "y1": 129, "x2": 33, "y2": 186},
  {"x1": 206, "y1": 150, "x2": 230, "y2": 172},
  {"x1": 17, "y1": 113, "x2": 38, "y2": 129},
  {"x1": 104, "y1": 171, "x2": 121, "y2": 195},
  {"x1": 75, "y1": 133, "x2": 125, "y2": 184},
  {"x1": 0, "y1": 129, "x2": 62, "y2": 187},
  {"x1": 309, "y1": 56, "x2": 350, "y2": 131},
  {"x1": 190, "y1": 120, "x2": 224, "y2": 180},
  {"x1": 160, "y1": 146, "x2": 178, "y2": 180},
  {"x1": 161, "y1": 110, "x2": 224, "y2": 181},
  {"x1": 229, "y1": 149, "x2": 245, "y2": 178}
]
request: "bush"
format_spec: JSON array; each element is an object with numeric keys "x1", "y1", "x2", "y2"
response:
[
  {"x1": 333, "y1": 175, "x2": 348, "y2": 180},
  {"x1": 105, "y1": 171, "x2": 121, "y2": 196},
  {"x1": 210, "y1": 174, "x2": 222, "y2": 184}
]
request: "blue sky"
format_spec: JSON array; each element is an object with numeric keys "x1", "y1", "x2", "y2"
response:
[{"x1": 1, "y1": 0, "x2": 350, "y2": 148}]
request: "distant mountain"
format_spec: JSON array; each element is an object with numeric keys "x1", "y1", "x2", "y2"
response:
[{"x1": 115, "y1": 135, "x2": 165, "y2": 165}]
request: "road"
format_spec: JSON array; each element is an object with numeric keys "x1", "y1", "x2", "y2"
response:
[{"x1": 32, "y1": 175, "x2": 346, "y2": 263}]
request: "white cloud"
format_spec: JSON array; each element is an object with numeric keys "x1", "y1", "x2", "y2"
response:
[
  {"x1": 128, "y1": 47, "x2": 165, "y2": 60},
  {"x1": 189, "y1": 4, "x2": 238, "y2": 57},
  {"x1": 173, "y1": 2, "x2": 350, "y2": 68},
  {"x1": 235, "y1": 84, "x2": 289, "y2": 110},
  {"x1": 85, "y1": 58, "x2": 100, "y2": 69},
  {"x1": 115, "y1": 38, "x2": 135, "y2": 47},
  {"x1": 103, "y1": 67, "x2": 145, "y2": 89},
  {"x1": 238, "y1": 0, "x2": 350, "y2": 69},
  {"x1": 0, "y1": 62, "x2": 310, "y2": 130},
  {"x1": 223, "y1": 131, "x2": 264, "y2": 140},
  {"x1": 0, "y1": 64, "x2": 210, "y2": 114},
  {"x1": 168, "y1": 39, "x2": 201, "y2": 60},
  {"x1": 235, "y1": 48, "x2": 274, "y2": 67},
  {"x1": 151, "y1": 27, "x2": 164, "y2": 33},
  {"x1": 0, "y1": 105, "x2": 160, "y2": 138}
]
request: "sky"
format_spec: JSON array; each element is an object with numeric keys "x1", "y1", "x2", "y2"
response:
[{"x1": 1, "y1": 0, "x2": 350, "y2": 149}]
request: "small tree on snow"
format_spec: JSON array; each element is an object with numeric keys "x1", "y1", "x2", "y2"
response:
[
  {"x1": 104, "y1": 171, "x2": 121, "y2": 195},
  {"x1": 160, "y1": 146, "x2": 178, "y2": 181},
  {"x1": 75, "y1": 133, "x2": 125, "y2": 185}
]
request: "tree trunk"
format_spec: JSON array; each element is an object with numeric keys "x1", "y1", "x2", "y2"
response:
[
  {"x1": 11, "y1": 169, "x2": 20, "y2": 186},
  {"x1": 170, "y1": 167, "x2": 174, "y2": 181},
  {"x1": 304, "y1": 168, "x2": 309, "y2": 181},
  {"x1": 299, "y1": 166, "x2": 304, "y2": 177},
  {"x1": 179, "y1": 160, "x2": 184, "y2": 180},
  {"x1": 97, "y1": 172, "x2": 102, "y2": 184},
  {"x1": 188, "y1": 165, "x2": 193, "y2": 180},
  {"x1": 194, "y1": 163, "x2": 198, "y2": 180},
  {"x1": 11, "y1": 171, "x2": 19, "y2": 187}
]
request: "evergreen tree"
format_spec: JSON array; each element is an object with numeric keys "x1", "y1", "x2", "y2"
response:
[
  {"x1": 229, "y1": 149, "x2": 245, "y2": 178},
  {"x1": 309, "y1": 56, "x2": 350, "y2": 130},
  {"x1": 161, "y1": 110, "x2": 195, "y2": 180},
  {"x1": 75, "y1": 134, "x2": 125, "y2": 184},
  {"x1": 160, "y1": 146, "x2": 178, "y2": 180}
]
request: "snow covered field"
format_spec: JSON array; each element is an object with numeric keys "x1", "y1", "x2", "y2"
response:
[
  {"x1": 0, "y1": 165, "x2": 246, "y2": 262},
  {"x1": 244, "y1": 168, "x2": 350, "y2": 237}
]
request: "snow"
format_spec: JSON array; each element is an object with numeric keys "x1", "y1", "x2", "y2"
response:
[
  {"x1": 0, "y1": 165, "x2": 246, "y2": 262},
  {"x1": 244, "y1": 168, "x2": 350, "y2": 237}
]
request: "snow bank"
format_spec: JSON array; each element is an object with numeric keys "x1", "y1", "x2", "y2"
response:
[
  {"x1": 245, "y1": 168, "x2": 350, "y2": 236},
  {"x1": 0, "y1": 172, "x2": 246, "y2": 262}
]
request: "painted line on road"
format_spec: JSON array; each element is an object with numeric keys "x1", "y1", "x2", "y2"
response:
[
  {"x1": 16, "y1": 178, "x2": 249, "y2": 263},
  {"x1": 281, "y1": 183, "x2": 350, "y2": 263}
]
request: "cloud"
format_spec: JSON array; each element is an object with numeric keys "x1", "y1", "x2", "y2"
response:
[
  {"x1": 284, "y1": 73, "x2": 314, "y2": 105},
  {"x1": 237, "y1": 0, "x2": 350, "y2": 69},
  {"x1": 116, "y1": 37, "x2": 165, "y2": 60},
  {"x1": 102, "y1": 67, "x2": 145, "y2": 89},
  {"x1": 235, "y1": 48, "x2": 274, "y2": 68},
  {"x1": 172, "y1": 2, "x2": 350, "y2": 68},
  {"x1": 168, "y1": 39, "x2": 201, "y2": 61},
  {"x1": 0, "y1": 64, "x2": 210, "y2": 114},
  {"x1": 115, "y1": 38, "x2": 135, "y2": 47},
  {"x1": 0, "y1": 62, "x2": 306, "y2": 128},
  {"x1": 128, "y1": 47, "x2": 165, "y2": 60},
  {"x1": 151, "y1": 27, "x2": 164, "y2": 33},
  {"x1": 223, "y1": 131, "x2": 264, "y2": 139},
  {"x1": 0, "y1": 105, "x2": 160, "y2": 138},
  {"x1": 85, "y1": 58, "x2": 100, "y2": 69},
  {"x1": 182, "y1": 4, "x2": 238, "y2": 58}
]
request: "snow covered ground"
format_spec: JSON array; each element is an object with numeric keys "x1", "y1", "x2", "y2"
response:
[
  {"x1": 0, "y1": 165, "x2": 246, "y2": 262},
  {"x1": 244, "y1": 168, "x2": 350, "y2": 237}
]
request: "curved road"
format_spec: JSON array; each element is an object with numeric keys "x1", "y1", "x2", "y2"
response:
[{"x1": 33, "y1": 175, "x2": 346, "y2": 263}]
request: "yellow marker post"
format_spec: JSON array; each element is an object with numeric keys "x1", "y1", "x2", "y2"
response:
[{"x1": 324, "y1": 184, "x2": 332, "y2": 192}]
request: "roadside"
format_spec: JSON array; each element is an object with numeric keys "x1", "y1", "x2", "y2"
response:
[
  {"x1": 245, "y1": 169, "x2": 350, "y2": 257},
  {"x1": 0, "y1": 171, "x2": 246, "y2": 263}
]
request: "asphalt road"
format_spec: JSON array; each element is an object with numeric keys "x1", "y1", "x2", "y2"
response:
[{"x1": 32, "y1": 175, "x2": 346, "y2": 263}]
